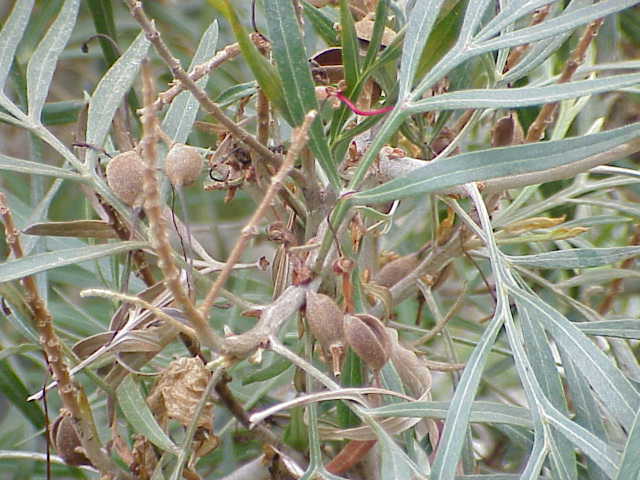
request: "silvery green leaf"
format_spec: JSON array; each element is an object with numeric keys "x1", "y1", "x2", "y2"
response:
[
  {"x1": 0, "y1": 0, "x2": 34, "y2": 92},
  {"x1": 353, "y1": 122, "x2": 640, "y2": 204},
  {"x1": 398, "y1": 0, "x2": 447, "y2": 98},
  {"x1": 556, "y1": 268, "x2": 640, "y2": 289},
  {"x1": 508, "y1": 247, "x2": 640, "y2": 269},
  {"x1": 26, "y1": 0, "x2": 80, "y2": 121},
  {"x1": 0, "y1": 152, "x2": 82, "y2": 180},
  {"x1": 0, "y1": 241, "x2": 147, "y2": 283},
  {"x1": 576, "y1": 320, "x2": 640, "y2": 340},
  {"x1": 162, "y1": 21, "x2": 218, "y2": 144},
  {"x1": 86, "y1": 31, "x2": 150, "y2": 150},
  {"x1": 615, "y1": 410, "x2": 640, "y2": 480}
]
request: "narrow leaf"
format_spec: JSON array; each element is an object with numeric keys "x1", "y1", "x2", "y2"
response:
[
  {"x1": 576, "y1": 320, "x2": 640, "y2": 340},
  {"x1": 162, "y1": 21, "x2": 218, "y2": 144},
  {"x1": 23, "y1": 220, "x2": 117, "y2": 239},
  {"x1": 513, "y1": 289, "x2": 640, "y2": 430},
  {"x1": 353, "y1": 122, "x2": 640, "y2": 204},
  {"x1": 0, "y1": 0, "x2": 34, "y2": 92},
  {"x1": 266, "y1": 0, "x2": 339, "y2": 187},
  {"x1": 398, "y1": 0, "x2": 447, "y2": 98},
  {"x1": 0, "y1": 240, "x2": 147, "y2": 283},
  {"x1": 0, "y1": 152, "x2": 83, "y2": 180},
  {"x1": 508, "y1": 246, "x2": 640, "y2": 269},
  {"x1": 86, "y1": 31, "x2": 150, "y2": 149},
  {"x1": 26, "y1": 0, "x2": 80, "y2": 121},
  {"x1": 615, "y1": 409, "x2": 640, "y2": 480},
  {"x1": 117, "y1": 376, "x2": 180, "y2": 455}
]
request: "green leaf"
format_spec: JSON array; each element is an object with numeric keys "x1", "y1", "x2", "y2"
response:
[
  {"x1": 362, "y1": 0, "x2": 389, "y2": 71},
  {"x1": 86, "y1": 31, "x2": 150, "y2": 151},
  {"x1": 301, "y1": 1, "x2": 339, "y2": 46},
  {"x1": 0, "y1": 359, "x2": 44, "y2": 429},
  {"x1": 508, "y1": 246, "x2": 640, "y2": 269},
  {"x1": 162, "y1": 21, "x2": 218, "y2": 144},
  {"x1": 339, "y1": 0, "x2": 360, "y2": 91},
  {"x1": 242, "y1": 355, "x2": 292, "y2": 385},
  {"x1": 398, "y1": 0, "x2": 447, "y2": 98},
  {"x1": 215, "y1": 81, "x2": 257, "y2": 107},
  {"x1": 86, "y1": 0, "x2": 120, "y2": 67},
  {"x1": 0, "y1": 152, "x2": 83, "y2": 180},
  {"x1": 265, "y1": 0, "x2": 339, "y2": 188},
  {"x1": 576, "y1": 320, "x2": 640, "y2": 340},
  {"x1": 210, "y1": 0, "x2": 289, "y2": 121},
  {"x1": 430, "y1": 313, "x2": 505, "y2": 480},
  {"x1": 116, "y1": 376, "x2": 180, "y2": 455},
  {"x1": 26, "y1": 0, "x2": 79, "y2": 121},
  {"x1": 367, "y1": 400, "x2": 532, "y2": 428},
  {"x1": 408, "y1": 72, "x2": 640, "y2": 112},
  {"x1": 352, "y1": 122, "x2": 640, "y2": 204},
  {"x1": 615, "y1": 409, "x2": 640, "y2": 480},
  {"x1": 513, "y1": 289, "x2": 640, "y2": 430},
  {"x1": 23, "y1": 220, "x2": 117, "y2": 239},
  {"x1": 0, "y1": 0, "x2": 34, "y2": 92},
  {"x1": 0, "y1": 240, "x2": 147, "y2": 283},
  {"x1": 41, "y1": 99, "x2": 84, "y2": 125}
]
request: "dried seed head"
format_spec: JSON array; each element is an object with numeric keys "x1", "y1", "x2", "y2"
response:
[
  {"x1": 374, "y1": 254, "x2": 419, "y2": 289},
  {"x1": 165, "y1": 143, "x2": 204, "y2": 187},
  {"x1": 106, "y1": 150, "x2": 145, "y2": 206},
  {"x1": 344, "y1": 314, "x2": 390, "y2": 371},
  {"x1": 51, "y1": 413, "x2": 93, "y2": 467},
  {"x1": 306, "y1": 291, "x2": 345, "y2": 375}
]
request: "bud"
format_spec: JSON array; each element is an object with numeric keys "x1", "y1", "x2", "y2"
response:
[
  {"x1": 305, "y1": 291, "x2": 345, "y2": 375},
  {"x1": 106, "y1": 150, "x2": 145, "y2": 205},
  {"x1": 374, "y1": 254, "x2": 419, "y2": 289},
  {"x1": 165, "y1": 143, "x2": 204, "y2": 187},
  {"x1": 344, "y1": 314, "x2": 390, "y2": 371},
  {"x1": 51, "y1": 413, "x2": 92, "y2": 466}
]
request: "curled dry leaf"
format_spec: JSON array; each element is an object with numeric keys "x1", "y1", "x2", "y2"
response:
[
  {"x1": 344, "y1": 314, "x2": 390, "y2": 371},
  {"x1": 106, "y1": 150, "x2": 145, "y2": 206},
  {"x1": 147, "y1": 356, "x2": 214, "y2": 430}
]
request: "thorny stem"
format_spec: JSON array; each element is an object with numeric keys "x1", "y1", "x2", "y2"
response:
[
  {"x1": 139, "y1": 61, "x2": 224, "y2": 352},
  {"x1": 124, "y1": 0, "x2": 283, "y2": 171},
  {"x1": 525, "y1": 17, "x2": 605, "y2": 143},
  {"x1": 200, "y1": 112, "x2": 317, "y2": 324},
  {"x1": 0, "y1": 193, "x2": 124, "y2": 478}
]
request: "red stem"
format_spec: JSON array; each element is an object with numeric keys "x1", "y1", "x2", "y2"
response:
[{"x1": 335, "y1": 91, "x2": 393, "y2": 116}]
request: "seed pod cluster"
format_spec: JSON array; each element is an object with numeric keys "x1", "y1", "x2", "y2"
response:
[
  {"x1": 374, "y1": 253, "x2": 419, "y2": 289},
  {"x1": 51, "y1": 412, "x2": 93, "y2": 467},
  {"x1": 305, "y1": 291, "x2": 345, "y2": 375},
  {"x1": 165, "y1": 143, "x2": 204, "y2": 187},
  {"x1": 344, "y1": 313, "x2": 390, "y2": 371},
  {"x1": 106, "y1": 150, "x2": 145, "y2": 206}
]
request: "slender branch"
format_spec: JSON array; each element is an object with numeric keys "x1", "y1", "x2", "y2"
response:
[
  {"x1": 124, "y1": 0, "x2": 282, "y2": 170},
  {"x1": 0, "y1": 193, "x2": 122, "y2": 477},
  {"x1": 526, "y1": 17, "x2": 605, "y2": 142},
  {"x1": 504, "y1": 5, "x2": 551, "y2": 73},
  {"x1": 199, "y1": 111, "x2": 317, "y2": 322},
  {"x1": 139, "y1": 61, "x2": 223, "y2": 352}
]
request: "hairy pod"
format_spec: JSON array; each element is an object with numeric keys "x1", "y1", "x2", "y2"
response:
[
  {"x1": 374, "y1": 254, "x2": 419, "y2": 289},
  {"x1": 51, "y1": 413, "x2": 93, "y2": 467},
  {"x1": 106, "y1": 150, "x2": 145, "y2": 206},
  {"x1": 165, "y1": 143, "x2": 204, "y2": 187},
  {"x1": 305, "y1": 291, "x2": 345, "y2": 375},
  {"x1": 344, "y1": 314, "x2": 390, "y2": 371},
  {"x1": 388, "y1": 329, "x2": 432, "y2": 397}
]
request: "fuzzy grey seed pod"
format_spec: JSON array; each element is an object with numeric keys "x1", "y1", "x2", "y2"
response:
[
  {"x1": 306, "y1": 291, "x2": 345, "y2": 375},
  {"x1": 388, "y1": 328, "x2": 432, "y2": 397},
  {"x1": 374, "y1": 254, "x2": 419, "y2": 289},
  {"x1": 165, "y1": 143, "x2": 204, "y2": 187},
  {"x1": 51, "y1": 413, "x2": 93, "y2": 467},
  {"x1": 106, "y1": 150, "x2": 145, "y2": 206},
  {"x1": 344, "y1": 314, "x2": 390, "y2": 371}
]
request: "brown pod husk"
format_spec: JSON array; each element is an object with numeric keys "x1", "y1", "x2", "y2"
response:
[
  {"x1": 165, "y1": 143, "x2": 204, "y2": 187},
  {"x1": 51, "y1": 412, "x2": 93, "y2": 467},
  {"x1": 374, "y1": 254, "x2": 419, "y2": 289},
  {"x1": 387, "y1": 329, "x2": 432, "y2": 398},
  {"x1": 106, "y1": 150, "x2": 145, "y2": 206},
  {"x1": 305, "y1": 291, "x2": 345, "y2": 375},
  {"x1": 344, "y1": 314, "x2": 390, "y2": 371},
  {"x1": 491, "y1": 112, "x2": 524, "y2": 147}
]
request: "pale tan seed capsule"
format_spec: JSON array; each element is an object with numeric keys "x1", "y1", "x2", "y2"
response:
[
  {"x1": 305, "y1": 291, "x2": 345, "y2": 375},
  {"x1": 374, "y1": 254, "x2": 419, "y2": 289},
  {"x1": 344, "y1": 314, "x2": 390, "y2": 371},
  {"x1": 106, "y1": 150, "x2": 145, "y2": 206},
  {"x1": 165, "y1": 143, "x2": 204, "y2": 187},
  {"x1": 51, "y1": 413, "x2": 93, "y2": 467}
]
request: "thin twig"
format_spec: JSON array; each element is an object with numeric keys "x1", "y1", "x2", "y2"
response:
[
  {"x1": 526, "y1": 17, "x2": 605, "y2": 142},
  {"x1": 124, "y1": 1, "x2": 282, "y2": 171},
  {"x1": 199, "y1": 111, "x2": 317, "y2": 323},
  {"x1": 139, "y1": 60, "x2": 223, "y2": 352},
  {"x1": 504, "y1": 6, "x2": 551, "y2": 73},
  {"x1": 0, "y1": 193, "x2": 123, "y2": 477}
]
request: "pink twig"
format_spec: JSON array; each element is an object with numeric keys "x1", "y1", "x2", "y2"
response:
[{"x1": 334, "y1": 90, "x2": 394, "y2": 117}]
